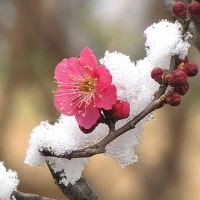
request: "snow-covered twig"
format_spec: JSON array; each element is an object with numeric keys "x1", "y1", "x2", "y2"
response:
[
  {"x1": 161, "y1": 0, "x2": 200, "y2": 51},
  {"x1": 46, "y1": 162, "x2": 100, "y2": 200},
  {"x1": 40, "y1": 17, "x2": 191, "y2": 161},
  {"x1": 190, "y1": 16, "x2": 200, "y2": 51},
  {"x1": 24, "y1": 8, "x2": 195, "y2": 200},
  {"x1": 41, "y1": 88, "x2": 170, "y2": 160}
]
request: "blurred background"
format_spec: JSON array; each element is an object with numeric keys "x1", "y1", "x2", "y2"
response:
[{"x1": 0, "y1": 0, "x2": 200, "y2": 199}]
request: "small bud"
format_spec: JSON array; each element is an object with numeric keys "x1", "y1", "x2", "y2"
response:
[
  {"x1": 109, "y1": 100, "x2": 130, "y2": 120},
  {"x1": 174, "y1": 82, "x2": 189, "y2": 96},
  {"x1": 165, "y1": 92, "x2": 181, "y2": 106},
  {"x1": 170, "y1": 69, "x2": 188, "y2": 86},
  {"x1": 183, "y1": 62, "x2": 198, "y2": 77},
  {"x1": 151, "y1": 67, "x2": 163, "y2": 84},
  {"x1": 79, "y1": 121, "x2": 99, "y2": 134},
  {"x1": 188, "y1": 2, "x2": 200, "y2": 16},
  {"x1": 172, "y1": 2, "x2": 187, "y2": 19}
]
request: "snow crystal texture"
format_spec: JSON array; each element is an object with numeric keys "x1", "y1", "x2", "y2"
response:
[
  {"x1": 144, "y1": 20, "x2": 191, "y2": 69},
  {"x1": 0, "y1": 162, "x2": 19, "y2": 200}
]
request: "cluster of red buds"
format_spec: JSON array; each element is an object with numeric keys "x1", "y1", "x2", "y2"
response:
[
  {"x1": 151, "y1": 57, "x2": 198, "y2": 107},
  {"x1": 172, "y1": 1, "x2": 200, "y2": 20}
]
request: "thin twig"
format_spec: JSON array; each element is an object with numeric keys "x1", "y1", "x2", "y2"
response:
[
  {"x1": 41, "y1": 87, "x2": 172, "y2": 160},
  {"x1": 12, "y1": 190, "x2": 56, "y2": 200},
  {"x1": 161, "y1": 0, "x2": 200, "y2": 51},
  {"x1": 41, "y1": 17, "x2": 191, "y2": 160},
  {"x1": 190, "y1": 16, "x2": 200, "y2": 51},
  {"x1": 40, "y1": 7, "x2": 192, "y2": 200}
]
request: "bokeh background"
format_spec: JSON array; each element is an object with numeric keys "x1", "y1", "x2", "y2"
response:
[{"x1": 0, "y1": 0, "x2": 200, "y2": 199}]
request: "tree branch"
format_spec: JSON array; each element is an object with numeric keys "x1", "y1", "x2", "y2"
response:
[
  {"x1": 190, "y1": 16, "x2": 200, "y2": 51},
  {"x1": 41, "y1": 87, "x2": 173, "y2": 160},
  {"x1": 39, "y1": 77, "x2": 173, "y2": 200},
  {"x1": 13, "y1": 190, "x2": 56, "y2": 200},
  {"x1": 38, "y1": 8, "x2": 192, "y2": 200},
  {"x1": 161, "y1": 0, "x2": 200, "y2": 51},
  {"x1": 46, "y1": 161, "x2": 100, "y2": 200},
  {"x1": 41, "y1": 12, "x2": 191, "y2": 161}
]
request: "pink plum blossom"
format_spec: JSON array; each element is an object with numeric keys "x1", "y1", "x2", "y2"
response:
[{"x1": 54, "y1": 47, "x2": 117, "y2": 129}]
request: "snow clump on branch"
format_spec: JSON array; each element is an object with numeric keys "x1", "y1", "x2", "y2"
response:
[
  {"x1": 25, "y1": 20, "x2": 191, "y2": 184},
  {"x1": 0, "y1": 162, "x2": 19, "y2": 200}
]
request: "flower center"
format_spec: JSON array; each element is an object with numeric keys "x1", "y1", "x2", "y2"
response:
[
  {"x1": 64, "y1": 72, "x2": 98, "y2": 116},
  {"x1": 80, "y1": 78, "x2": 97, "y2": 94}
]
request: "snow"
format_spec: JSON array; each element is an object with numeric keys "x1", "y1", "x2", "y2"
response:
[
  {"x1": 144, "y1": 20, "x2": 191, "y2": 69},
  {"x1": 0, "y1": 162, "x2": 19, "y2": 200}
]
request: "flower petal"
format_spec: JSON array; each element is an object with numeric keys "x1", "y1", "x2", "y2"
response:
[
  {"x1": 55, "y1": 57, "x2": 83, "y2": 84},
  {"x1": 75, "y1": 104, "x2": 100, "y2": 129},
  {"x1": 94, "y1": 65, "x2": 112, "y2": 86},
  {"x1": 54, "y1": 87, "x2": 79, "y2": 116},
  {"x1": 95, "y1": 84, "x2": 117, "y2": 109},
  {"x1": 80, "y1": 47, "x2": 97, "y2": 69}
]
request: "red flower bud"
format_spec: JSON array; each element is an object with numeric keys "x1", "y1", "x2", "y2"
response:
[
  {"x1": 79, "y1": 121, "x2": 99, "y2": 134},
  {"x1": 188, "y1": 2, "x2": 200, "y2": 16},
  {"x1": 183, "y1": 62, "x2": 198, "y2": 77},
  {"x1": 151, "y1": 67, "x2": 163, "y2": 84},
  {"x1": 165, "y1": 92, "x2": 181, "y2": 106},
  {"x1": 170, "y1": 69, "x2": 187, "y2": 86},
  {"x1": 109, "y1": 100, "x2": 130, "y2": 120},
  {"x1": 172, "y1": 2, "x2": 187, "y2": 19},
  {"x1": 174, "y1": 82, "x2": 189, "y2": 96}
]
